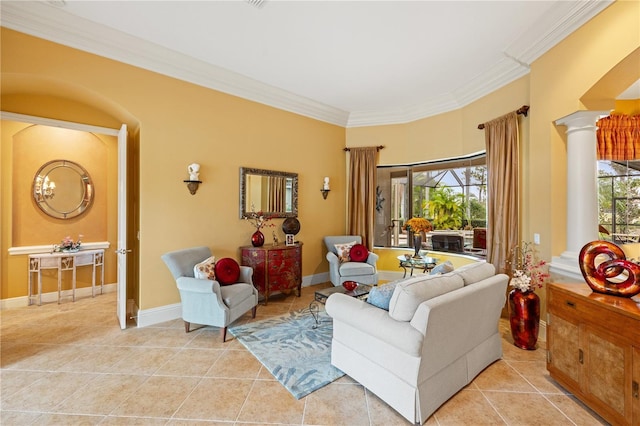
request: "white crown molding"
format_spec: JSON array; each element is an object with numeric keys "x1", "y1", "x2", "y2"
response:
[
  {"x1": 504, "y1": 0, "x2": 614, "y2": 65},
  {"x1": 1, "y1": 2, "x2": 350, "y2": 127},
  {"x1": 1, "y1": 1, "x2": 613, "y2": 128}
]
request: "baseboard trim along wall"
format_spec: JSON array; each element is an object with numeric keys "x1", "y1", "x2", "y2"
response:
[{"x1": 0, "y1": 283, "x2": 117, "y2": 310}]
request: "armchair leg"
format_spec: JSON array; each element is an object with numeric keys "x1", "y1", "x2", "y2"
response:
[
  {"x1": 222, "y1": 327, "x2": 227, "y2": 342},
  {"x1": 184, "y1": 321, "x2": 191, "y2": 333},
  {"x1": 252, "y1": 305, "x2": 257, "y2": 318}
]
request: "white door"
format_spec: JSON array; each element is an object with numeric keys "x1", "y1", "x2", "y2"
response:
[{"x1": 116, "y1": 124, "x2": 128, "y2": 329}]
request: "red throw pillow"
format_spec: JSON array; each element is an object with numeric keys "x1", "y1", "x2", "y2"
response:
[
  {"x1": 214, "y1": 258, "x2": 240, "y2": 285},
  {"x1": 349, "y1": 244, "x2": 369, "y2": 262}
]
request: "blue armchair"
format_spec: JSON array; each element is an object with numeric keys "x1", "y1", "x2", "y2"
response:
[
  {"x1": 324, "y1": 236, "x2": 379, "y2": 287},
  {"x1": 161, "y1": 246, "x2": 258, "y2": 342}
]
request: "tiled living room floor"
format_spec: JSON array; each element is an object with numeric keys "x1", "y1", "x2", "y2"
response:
[{"x1": 1, "y1": 283, "x2": 606, "y2": 425}]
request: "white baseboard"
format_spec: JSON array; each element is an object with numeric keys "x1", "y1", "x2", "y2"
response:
[
  {"x1": 0, "y1": 283, "x2": 117, "y2": 309},
  {"x1": 134, "y1": 302, "x2": 182, "y2": 328}
]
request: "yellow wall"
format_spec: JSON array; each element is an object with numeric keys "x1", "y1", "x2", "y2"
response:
[
  {"x1": 1, "y1": 28, "x2": 346, "y2": 309},
  {"x1": 1, "y1": 0, "x2": 639, "y2": 314}
]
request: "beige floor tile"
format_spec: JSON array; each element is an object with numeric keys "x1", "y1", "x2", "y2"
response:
[
  {"x1": 154, "y1": 348, "x2": 224, "y2": 377},
  {"x1": 501, "y1": 338, "x2": 546, "y2": 362},
  {"x1": 54, "y1": 373, "x2": 148, "y2": 415},
  {"x1": 58, "y1": 344, "x2": 138, "y2": 373},
  {"x1": 205, "y1": 349, "x2": 261, "y2": 379},
  {"x1": 2, "y1": 371, "x2": 97, "y2": 412},
  {"x1": 433, "y1": 389, "x2": 506, "y2": 425},
  {"x1": 303, "y1": 382, "x2": 369, "y2": 425},
  {"x1": 100, "y1": 415, "x2": 169, "y2": 425},
  {"x1": 0, "y1": 410, "x2": 42, "y2": 424},
  {"x1": 109, "y1": 346, "x2": 181, "y2": 375},
  {"x1": 185, "y1": 328, "x2": 229, "y2": 349},
  {"x1": 366, "y1": 390, "x2": 411, "y2": 425},
  {"x1": 110, "y1": 375, "x2": 200, "y2": 418},
  {"x1": 506, "y1": 360, "x2": 569, "y2": 394},
  {"x1": 0, "y1": 369, "x2": 44, "y2": 400},
  {"x1": 545, "y1": 394, "x2": 609, "y2": 425},
  {"x1": 483, "y1": 391, "x2": 572, "y2": 425},
  {"x1": 237, "y1": 380, "x2": 305, "y2": 424},
  {"x1": 172, "y1": 377, "x2": 253, "y2": 421},
  {"x1": 472, "y1": 359, "x2": 538, "y2": 392},
  {"x1": 31, "y1": 412, "x2": 105, "y2": 425}
]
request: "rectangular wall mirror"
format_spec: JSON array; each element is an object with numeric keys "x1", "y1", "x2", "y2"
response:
[{"x1": 239, "y1": 167, "x2": 298, "y2": 218}]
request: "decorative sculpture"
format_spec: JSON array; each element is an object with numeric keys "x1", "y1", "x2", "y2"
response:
[
  {"x1": 187, "y1": 163, "x2": 200, "y2": 181},
  {"x1": 578, "y1": 240, "x2": 640, "y2": 297}
]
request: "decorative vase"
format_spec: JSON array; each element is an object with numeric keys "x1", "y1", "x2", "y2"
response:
[
  {"x1": 508, "y1": 288, "x2": 540, "y2": 350},
  {"x1": 413, "y1": 234, "x2": 422, "y2": 258},
  {"x1": 251, "y1": 230, "x2": 265, "y2": 247}
]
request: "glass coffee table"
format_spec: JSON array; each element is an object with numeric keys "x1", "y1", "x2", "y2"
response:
[
  {"x1": 309, "y1": 284, "x2": 372, "y2": 328},
  {"x1": 397, "y1": 255, "x2": 438, "y2": 277}
]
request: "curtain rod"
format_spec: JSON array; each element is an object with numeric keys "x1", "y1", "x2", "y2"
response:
[
  {"x1": 343, "y1": 145, "x2": 385, "y2": 152},
  {"x1": 477, "y1": 105, "x2": 530, "y2": 130}
]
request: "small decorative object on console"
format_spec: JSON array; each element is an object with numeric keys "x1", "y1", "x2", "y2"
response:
[
  {"x1": 53, "y1": 234, "x2": 83, "y2": 252},
  {"x1": 245, "y1": 204, "x2": 274, "y2": 247},
  {"x1": 342, "y1": 280, "x2": 358, "y2": 291},
  {"x1": 578, "y1": 240, "x2": 640, "y2": 297}
]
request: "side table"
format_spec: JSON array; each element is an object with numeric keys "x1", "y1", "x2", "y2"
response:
[{"x1": 397, "y1": 255, "x2": 437, "y2": 277}]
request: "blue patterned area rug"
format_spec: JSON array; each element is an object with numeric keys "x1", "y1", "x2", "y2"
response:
[{"x1": 228, "y1": 309, "x2": 344, "y2": 399}]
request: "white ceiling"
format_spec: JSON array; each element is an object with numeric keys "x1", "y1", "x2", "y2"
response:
[{"x1": 1, "y1": 0, "x2": 620, "y2": 127}]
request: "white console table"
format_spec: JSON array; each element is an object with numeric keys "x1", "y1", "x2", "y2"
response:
[{"x1": 28, "y1": 249, "x2": 105, "y2": 305}]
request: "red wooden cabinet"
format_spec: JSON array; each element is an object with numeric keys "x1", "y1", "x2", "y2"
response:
[{"x1": 241, "y1": 243, "x2": 302, "y2": 304}]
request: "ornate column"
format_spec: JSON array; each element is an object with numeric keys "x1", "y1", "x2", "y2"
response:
[{"x1": 551, "y1": 110, "x2": 609, "y2": 279}]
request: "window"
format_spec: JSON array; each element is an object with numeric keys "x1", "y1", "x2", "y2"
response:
[
  {"x1": 375, "y1": 153, "x2": 487, "y2": 248},
  {"x1": 598, "y1": 160, "x2": 640, "y2": 243}
]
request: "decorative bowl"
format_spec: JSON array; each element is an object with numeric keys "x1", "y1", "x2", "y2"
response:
[{"x1": 342, "y1": 281, "x2": 358, "y2": 291}]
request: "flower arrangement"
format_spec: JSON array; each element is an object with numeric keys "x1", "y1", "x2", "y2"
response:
[
  {"x1": 54, "y1": 234, "x2": 83, "y2": 252},
  {"x1": 403, "y1": 217, "x2": 432, "y2": 233},
  {"x1": 508, "y1": 241, "x2": 550, "y2": 292},
  {"x1": 244, "y1": 205, "x2": 275, "y2": 231}
]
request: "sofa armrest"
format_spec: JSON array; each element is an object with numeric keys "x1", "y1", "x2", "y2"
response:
[
  {"x1": 325, "y1": 293, "x2": 424, "y2": 356},
  {"x1": 176, "y1": 276, "x2": 221, "y2": 294},
  {"x1": 326, "y1": 251, "x2": 340, "y2": 266}
]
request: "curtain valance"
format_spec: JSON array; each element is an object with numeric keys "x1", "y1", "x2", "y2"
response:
[{"x1": 596, "y1": 114, "x2": 640, "y2": 160}]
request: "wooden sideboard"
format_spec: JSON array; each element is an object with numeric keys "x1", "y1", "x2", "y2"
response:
[
  {"x1": 547, "y1": 282, "x2": 640, "y2": 425},
  {"x1": 241, "y1": 243, "x2": 302, "y2": 304}
]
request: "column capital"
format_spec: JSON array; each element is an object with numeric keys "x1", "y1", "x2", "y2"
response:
[{"x1": 555, "y1": 110, "x2": 610, "y2": 131}]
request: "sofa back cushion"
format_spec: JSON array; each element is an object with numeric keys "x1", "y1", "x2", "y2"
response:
[
  {"x1": 388, "y1": 274, "x2": 464, "y2": 321},
  {"x1": 452, "y1": 262, "x2": 496, "y2": 286}
]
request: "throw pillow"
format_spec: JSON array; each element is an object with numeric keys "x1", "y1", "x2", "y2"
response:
[
  {"x1": 194, "y1": 256, "x2": 216, "y2": 280},
  {"x1": 430, "y1": 260, "x2": 454, "y2": 275},
  {"x1": 334, "y1": 241, "x2": 357, "y2": 263},
  {"x1": 367, "y1": 281, "x2": 399, "y2": 310},
  {"x1": 349, "y1": 243, "x2": 369, "y2": 262},
  {"x1": 214, "y1": 257, "x2": 241, "y2": 285}
]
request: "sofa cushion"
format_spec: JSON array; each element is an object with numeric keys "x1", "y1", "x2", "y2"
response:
[
  {"x1": 214, "y1": 258, "x2": 241, "y2": 285},
  {"x1": 429, "y1": 260, "x2": 454, "y2": 275},
  {"x1": 334, "y1": 241, "x2": 357, "y2": 262},
  {"x1": 366, "y1": 281, "x2": 399, "y2": 310},
  {"x1": 453, "y1": 262, "x2": 496, "y2": 286},
  {"x1": 339, "y1": 261, "x2": 375, "y2": 277},
  {"x1": 193, "y1": 256, "x2": 216, "y2": 280},
  {"x1": 349, "y1": 243, "x2": 369, "y2": 262},
  {"x1": 388, "y1": 274, "x2": 464, "y2": 321}
]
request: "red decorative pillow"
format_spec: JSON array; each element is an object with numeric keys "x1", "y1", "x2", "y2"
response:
[
  {"x1": 349, "y1": 244, "x2": 369, "y2": 262},
  {"x1": 214, "y1": 258, "x2": 241, "y2": 285}
]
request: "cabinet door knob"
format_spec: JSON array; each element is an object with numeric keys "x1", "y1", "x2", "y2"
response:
[
  {"x1": 633, "y1": 381, "x2": 639, "y2": 399},
  {"x1": 565, "y1": 300, "x2": 576, "y2": 308},
  {"x1": 578, "y1": 349, "x2": 584, "y2": 364}
]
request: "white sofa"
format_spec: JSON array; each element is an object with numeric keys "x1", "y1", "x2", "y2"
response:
[{"x1": 325, "y1": 262, "x2": 508, "y2": 424}]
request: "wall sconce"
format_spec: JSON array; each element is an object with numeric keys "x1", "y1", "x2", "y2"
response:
[
  {"x1": 35, "y1": 175, "x2": 56, "y2": 199},
  {"x1": 320, "y1": 176, "x2": 330, "y2": 199},
  {"x1": 184, "y1": 163, "x2": 202, "y2": 195}
]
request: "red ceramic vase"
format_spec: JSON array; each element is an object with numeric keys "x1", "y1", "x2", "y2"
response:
[
  {"x1": 508, "y1": 289, "x2": 540, "y2": 350},
  {"x1": 251, "y1": 230, "x2": 265, "y2": 247}
]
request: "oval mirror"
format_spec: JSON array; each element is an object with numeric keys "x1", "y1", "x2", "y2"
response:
[{"x1": 32, "y1": 159, "x2": 94, "y2": 219}]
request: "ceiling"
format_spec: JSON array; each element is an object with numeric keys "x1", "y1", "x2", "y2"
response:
[{"x1": 1, "y1": 0, "x2": 624, "y2": 127}]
